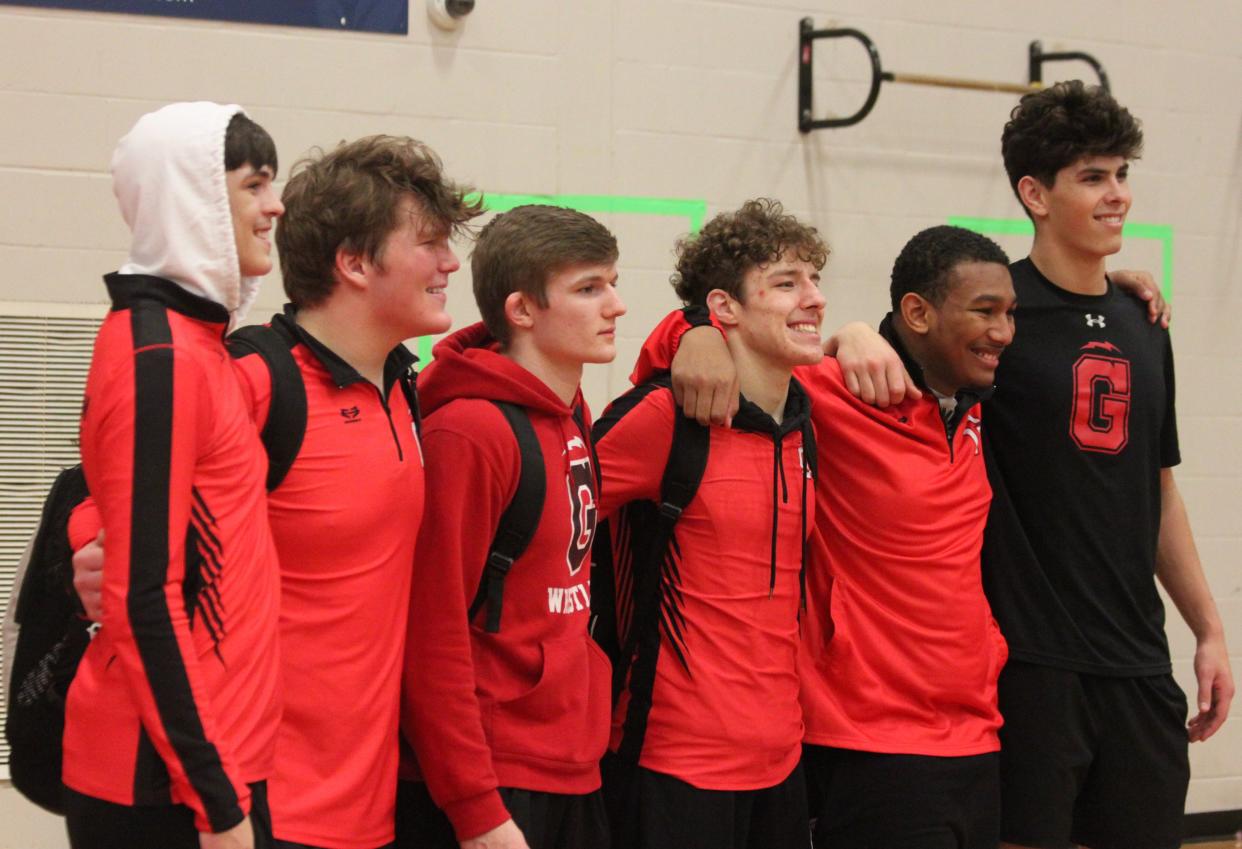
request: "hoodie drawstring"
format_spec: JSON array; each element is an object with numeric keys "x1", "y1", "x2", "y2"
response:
[{"x1": 770, "y1": 433, "x2": 790, "y2": 598}]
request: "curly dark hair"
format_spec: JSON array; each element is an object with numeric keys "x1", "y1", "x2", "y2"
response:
[
  {"x1": 1001, "y1": 80, "x2": 1143, "y2": 213},
  {"x1": 471, "y1": 204, "x2": 619, "y2": 346},
  {"x1": 890, "y1": 226, "x2": 1009, "y2": 311},
  {"x1": 671, "y1": 198, "x2": 829, "y2": 306},
  {"x1": 277, "y1": 135, "x2": 483, "y2": 309}
]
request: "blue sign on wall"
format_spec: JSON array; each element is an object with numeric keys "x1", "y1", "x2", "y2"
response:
[{"x1": 0, "y1": 0, "x2": 407, "y2": 34}]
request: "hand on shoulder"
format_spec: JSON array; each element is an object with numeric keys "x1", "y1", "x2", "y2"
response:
[{"x1": 825, "y1": 321, "x2": 920, "y2": 408}]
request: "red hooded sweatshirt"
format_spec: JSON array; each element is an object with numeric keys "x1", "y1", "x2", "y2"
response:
[{"x1": 400, "y1": 323, "x2": 611, "y2": 841}]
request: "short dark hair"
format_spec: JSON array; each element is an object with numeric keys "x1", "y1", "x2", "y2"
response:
[
  {"x1": 890, "y1": 226, "x2": 1010, "y2": 311},
  {"x1": 1001, "y1": 81, "x2": 1143, "y2": 212},
  {"x1": 224, "y1": 112, "x2": 278, "y2": 174},
  {"x1": 277, "y1": 135, "x2": 483, "y2": 309},
  {"x1": 471, "y1": 204, "x2": 619, "y2": 346},
  {"x1": 671, "y1": 198, "x2": 828, "y2": 306}
]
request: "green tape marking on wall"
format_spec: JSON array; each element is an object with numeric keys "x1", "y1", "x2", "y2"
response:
[
  {"x1": 947, "y1": 216, "x2": 1173, "y2": 303},
  {"x1": 476, "y1": 193, "x2": 707, "y2": 232},
  {"x1": 416, "y1": 193, "x2": 708, "y2": 363}
]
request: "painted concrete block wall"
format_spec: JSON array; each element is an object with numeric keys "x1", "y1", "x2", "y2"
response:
[{"x1": 0, "y1": 1, "x2": 1238, "y2": 843}]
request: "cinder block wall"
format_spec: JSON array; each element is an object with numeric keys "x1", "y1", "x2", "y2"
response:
[{"x1": 1, "y1": 2, "x2": 1238, "y2": 844}]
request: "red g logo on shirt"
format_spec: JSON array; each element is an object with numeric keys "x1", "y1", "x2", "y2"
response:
[
  {"x1": 1070, "y1": 343, "x2": 1131, "y2": 454},
  {"x1": 565, "y1": 436, "x2": 596, "y2": 576}
]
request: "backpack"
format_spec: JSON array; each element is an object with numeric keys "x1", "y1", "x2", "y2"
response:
[
  {"x1": 3, "y1": 465, "x2": 91, "y2": 814},
  {"x1": 587, "y1": 376, "x2": 711, "y2": 741},
  {"x1": 1, "y1": 320, "x2": 320, "y2": 815}
]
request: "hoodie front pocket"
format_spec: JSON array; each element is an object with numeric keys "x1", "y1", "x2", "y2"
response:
[{"x1": 490, "y1": 636, "x2": 611, "y2": 766}]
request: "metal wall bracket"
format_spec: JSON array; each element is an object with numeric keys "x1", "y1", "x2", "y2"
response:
[{"x1": 798, "y1": 18, "x2": 1112, "y2": 132}]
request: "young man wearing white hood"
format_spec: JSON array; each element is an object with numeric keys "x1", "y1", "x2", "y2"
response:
[{"x1": 65, "y1": 102, "x2": 284, "y2": 849}]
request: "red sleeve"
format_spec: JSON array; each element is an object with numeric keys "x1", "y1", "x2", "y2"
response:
[
  {"x1": 628, "y1": 309, "x2": 723, "y2": 385},
  {"x1": 594, "y1": 388, "x2": 677, "y2": 519},
  {"x1": 80, "y1": 342, "x2": 250, "y2": 833},
  {"x1": 68, "y1": 497, "x2": 102, "y2": 552},
  {"x1": 401, "y1": 405, "x2": 516, "y2": 841}
]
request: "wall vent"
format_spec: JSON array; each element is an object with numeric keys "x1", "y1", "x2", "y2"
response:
[{"x1": 0, "y1": 308, "x2": 102, "y2": 773}]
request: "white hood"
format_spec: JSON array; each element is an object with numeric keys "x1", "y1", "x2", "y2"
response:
[{"x1": 112, "y1": 101, "x2": 262, "y2": 326}]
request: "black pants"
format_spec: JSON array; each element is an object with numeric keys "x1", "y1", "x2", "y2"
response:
[
  {"x1": 603, "y1": 755, "x2": 809, "y2": 849},
  {"x1": 66, "y1": 781, "x2": 272, "y2": 849},
  {"x1": 395, "y1": 778, "x2": 609, "y2": 849},
  {"x1": 997, "y1": 663, "x2": 1189, "y2": 849},
  {"x1": 805, "y1": 745, "x2": 999, "y2": 849}
]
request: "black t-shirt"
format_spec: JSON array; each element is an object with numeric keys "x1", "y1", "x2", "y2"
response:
[{"x1": 981, "y1": 257, "x2": 1180, "y2": 676}]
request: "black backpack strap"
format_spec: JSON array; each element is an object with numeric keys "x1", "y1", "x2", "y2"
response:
[
  {"x1": 227, "y1": 322, "x2": 307, "y2": 491},
  {"x1": 468, "y1": 402, "x2": 545, "y2": 633}
]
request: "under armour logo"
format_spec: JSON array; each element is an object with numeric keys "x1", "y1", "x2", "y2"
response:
[
  {"x1": 1085, "y1": 314, "x2": 1106, "y2": 328},
  {"x1": 340, "y1": 406, "x2": 361, "y2": 423}
]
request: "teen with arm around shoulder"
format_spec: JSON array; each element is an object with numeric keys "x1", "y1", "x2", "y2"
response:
[
  {"x1": 594, "y1": 200, "x2": 824, "y2": 849},
  {"x1": 985, "y1": 82, "x2": 1230, "y2": 849},
  {"x1": 400, "y1": 205, "x2": 624, "y2": 849}
]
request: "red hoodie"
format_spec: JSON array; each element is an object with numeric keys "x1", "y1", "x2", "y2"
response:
[{"x1": 400, "y1": 323, "x2": 611, "y2": 841}]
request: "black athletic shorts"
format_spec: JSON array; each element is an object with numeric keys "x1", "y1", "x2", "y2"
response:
[
  {"x1": 394, "y1": 778, "x2": 609, "y2": 849},
  {"x1": 65, "y1": 780, "x2": 272, "y2": 849},
  {"x1": 997, "y1": 661, "x2": 1190, "y2": 849},
  {"x1": 601, "y1": 754, "x2": 809, "y2": 849},
  {"x1": 803, "y1": 744, "x2": 999, "y2": 849}
]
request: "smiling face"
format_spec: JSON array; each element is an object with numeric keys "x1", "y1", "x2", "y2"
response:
[
  {"x1": 916, "y1": 261, "x2": 1016, "y2": 394},
  {"x1": 525, "y1": 261, "x2": 626, "y2": 368},
  {"x1": 366, "y1": 197, "x2": 460, "y2": 339},
  {"x1": 1023, "y1": 155, "x2": 1131, "y2": 260},
  {"x1": 716, "y1": 252, "x2": 826, "y2": 371},
  {"x1": 226, "y1": 163, "x2": 283, "y2": 277}
]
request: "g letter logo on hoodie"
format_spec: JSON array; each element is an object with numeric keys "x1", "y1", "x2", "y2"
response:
[{"x1": 565, "y1": 436, "x2": 596, "y2": 577}]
